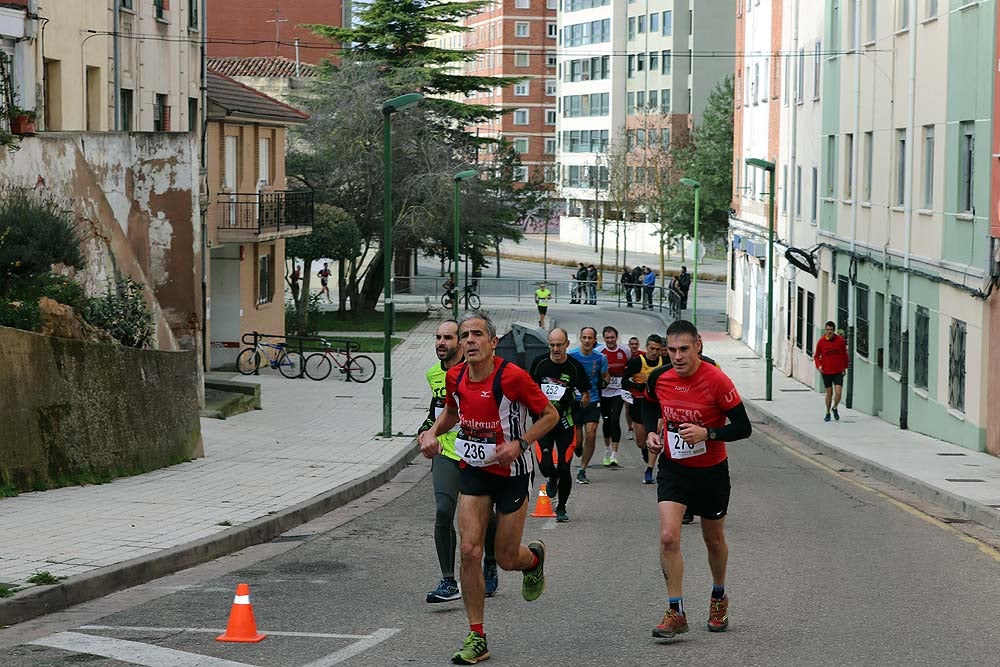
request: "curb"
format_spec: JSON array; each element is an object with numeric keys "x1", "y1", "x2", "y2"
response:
[
  {"x1": 744, "y1": 402, "x2": 1000, "y2": 533},
  {"x1": 0, "y1": 439, "x2": 420, "y2": 628}
]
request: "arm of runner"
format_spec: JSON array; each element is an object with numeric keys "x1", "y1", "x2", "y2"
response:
[
  {"x1": 621, "y1": 357, "x2": 642, "y2": 391},
  {"x1": 418, "y1": 397, "x2": 437, "y2": 435},
  {"x1": 643, "y1": 396, "x2": 663, "y2": 455},
  {"x1": 418, "y1": 403, "x2": 459, "y2": 458}
]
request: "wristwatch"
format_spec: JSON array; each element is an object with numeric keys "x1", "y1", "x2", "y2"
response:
[
  {"x1": 516, "y1": 438, "x2": 531, "y2": 452},
  {"x1": 707, "y1": 428, "x2": 718, "y2": 441}
]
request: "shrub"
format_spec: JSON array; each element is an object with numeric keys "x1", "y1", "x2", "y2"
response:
[
  {"x1": 0, "y1": 190, "x2": 82, "y2": 296},
  {"x1": 83, "y1": 278, "x2": 154, "y2": 348},
  {"x1": 285, "y1": 291, "x2": 321, "y2": 337}
]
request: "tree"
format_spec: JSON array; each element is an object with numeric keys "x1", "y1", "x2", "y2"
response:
[{"x1": 658, "y1": 76, "x2": 734, "y2": 245}]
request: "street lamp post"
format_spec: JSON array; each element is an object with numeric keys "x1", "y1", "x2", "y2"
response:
[
  {"x1": 746, "y1": 158, "x2": 775, "y2": 402},
  {"x1": 679, "y1": 178, "x2": 701, "y2": 326},
  {"x1": 452, "y1": 169, "x2": 478, "y2": 320},
  {"x1": 381, "y1": 92, "x2": 422, "y2": 437}
]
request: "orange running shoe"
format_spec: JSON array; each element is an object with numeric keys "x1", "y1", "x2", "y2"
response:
[
  {"x1": 652, "y1": 609, "x2": 689, "y2": 639},
  {"x1": 707, "y1": 596, "x2": 729, "y2": 632}
]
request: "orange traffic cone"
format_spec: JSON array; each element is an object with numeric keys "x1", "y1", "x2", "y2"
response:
[
  {"x1": 530, "y1": 483, "x2": 556, "y2": 518},
  {"x1": 216, "y1": 583, "x2": 266, "y2": 643}
]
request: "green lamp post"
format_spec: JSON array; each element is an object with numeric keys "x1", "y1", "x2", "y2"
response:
[
  {"x1": 452, "y1": 169, "x2": 478, "y2": 320},
  {"x1": 679, "y1": 177, "x2": 701, "y2": 326},
  {"x1": 381, "y1": 92, "x2": 422, "y2": 437},
  {"x1": 745, "y1": 157, "x2": 775, "y2": 402}
]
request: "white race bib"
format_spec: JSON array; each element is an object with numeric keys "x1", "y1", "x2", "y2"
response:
[
  {"x1": 607, "y1": 376, "x2": 622, "y2": 389},
  {"x1": 666, "y1": 429, "x2": 707, "y2": 460},
  {"x1": 541, "y1": 383, "x2": 567, "y2": 400},
  {"x1": 456, "y1": 436, "x2": 498, "y2": 467},
  {"x1": 621, "y1": 391, "x2": 634, "y2": 405}
]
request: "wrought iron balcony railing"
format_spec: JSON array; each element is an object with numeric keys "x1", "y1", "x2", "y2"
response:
[{"x1": 216, "y1": 190, "x2": 313, "y2": 236}]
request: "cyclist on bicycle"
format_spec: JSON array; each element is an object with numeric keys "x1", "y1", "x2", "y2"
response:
[{"x1": 442, "y1": 273, "x2": 457, "y2": 306}]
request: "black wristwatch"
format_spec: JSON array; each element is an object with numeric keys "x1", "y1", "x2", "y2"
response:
[
  {"x1": 707, "y1": 428, "x2": 718, "y2": 441},
  {"x1": 517, "y1": 438, "x2": 531, "y2": 452}
]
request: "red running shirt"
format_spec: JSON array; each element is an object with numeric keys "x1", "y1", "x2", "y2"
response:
[
  {"x1": 446, "y1": 357, "x2": 551, "y2": 477},
  {"x1": 814, "y1": 334, "x2": 849, "y2": 375},
  {"x1": 646, "y1": 361, "x2": 742, "y2": 468}
]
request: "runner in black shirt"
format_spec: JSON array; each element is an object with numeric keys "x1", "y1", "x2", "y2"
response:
[{"x1": 529, "y1": 327, "x2": 593, "y2": 522}]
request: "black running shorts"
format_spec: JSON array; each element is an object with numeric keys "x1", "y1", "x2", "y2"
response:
[
  {"x1": 627, "y1": 397, "x2": 645, "y2": 423},
  {"x1": 537, "y1": 305, "x2": 548, "y2": 314},
  {"x1": 656, "y1": 458, "x2": 731, "y2": 520},
  {"x1": 822, "y1": 372, "x2": 844, "y2": 388},
  {"x1": 459, "y1": 466, "x2": 531, "y2": 514},
  {"x1": 572, "y1": 402, "x2": 601, "y2": 424}
]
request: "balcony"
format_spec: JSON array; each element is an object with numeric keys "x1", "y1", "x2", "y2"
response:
[{"x1": 215, "y1": 190, "x2": 313, "y2": 244}]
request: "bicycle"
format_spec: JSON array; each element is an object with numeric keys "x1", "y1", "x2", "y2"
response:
[
  {"x1": 440, "y1": 284, "x2": 480, "y2": 310},
  {"x1": 236, "y1": 339, "x2": 304, "y2": 378},
  {"x1": 304, "y1": 342, "x2": 377, "y2": 382}
]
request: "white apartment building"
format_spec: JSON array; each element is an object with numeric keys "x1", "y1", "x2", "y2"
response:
[{"x1": 556, "y1": 0, "x2": 734, "y2": 255}]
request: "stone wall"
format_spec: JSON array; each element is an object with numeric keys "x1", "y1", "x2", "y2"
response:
[{"x1": 0, "y1": 326, "x2": 204, "y2": 493}]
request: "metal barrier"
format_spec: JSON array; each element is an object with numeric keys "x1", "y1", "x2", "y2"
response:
[{"x1": 240, "y1": 331, "x2": 362, "y2": 378}]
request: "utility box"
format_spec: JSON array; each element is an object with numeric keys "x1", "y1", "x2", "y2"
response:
[{"x1": 495, "y1": 323, "x2": 549, "y2": 370}]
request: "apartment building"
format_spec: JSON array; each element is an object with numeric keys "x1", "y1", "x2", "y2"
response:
[{"x1": 556, "y1": 0, "x2": 734, "y2": 254}]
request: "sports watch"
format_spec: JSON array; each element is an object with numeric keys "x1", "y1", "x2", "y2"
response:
[
  {"x1": 517, "y1": 438, "x2": 531, "y2": 452},
  {"x1": 707, "y1": 428, "x2": 718, "y2": 441}
]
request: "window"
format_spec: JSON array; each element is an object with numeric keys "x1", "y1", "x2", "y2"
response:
[
  {"x1": 515, "y1": 0, "x2": 529, "y2": 7},
  {"x1": 514, "y1": 51, "x2": 530, "y2": 67},
  {"x1": 258, "y1": 137, "x2": 271, "y2": 184},
  {"x1": 628, "y1": 17, "x2": 636, "y2": 39},
  {"x1": 825, "y1": 135, "x2": 836, "y2": 195},
  {"x1": 547, "y1": 0, "x2": 557, "y2": 8},
  {"x1": 837, "y1": 276, "x2": 849, "y2": 332},
  {"x1": 867, "y1": 0, "x2": 877, "y2": 42},
  {"x1": 831, "y1": 0, "x2": 840, "y2": 48},
  {"x1": 925, "y1": 0, "x2": 938, "y2": 19},
  {"x1": 627, "y1": 92, "x2": 635, "y2": 110},
  {"x1": 811, "y1": 167, "x2": 818, "y2": 223},
  {"x1": 660, "y1": 127, "x2": 671, "y2": 149},
  {"x1": 959, "y1": 121, "x2": 975, "y2": 213},
  {"x1": 783, "y1": 56, "x2": 789, "y2": 105},
  {"x1": 514, "y1": 81, "x2": 529, "y2": 96},
  {"x1": 513, "y1": 166, "x2": 528, "y2": 182},
  {"x1": 637, "y1": 14, "x2": 646, "y2": 33},
  {"x1": 752, "y1": 63, "x2": 759, "y2": 104},
  {"x1": 762, "y1": 57, "x2": 769, "y2": 99},
  {"x1": 661, "y1": 88, "x2": 671, "y2": 113},
  {"x1": 153, "y1": 93, "x2": 169, "y2": 131},
  {"x1": 796, "y1": 48, "x2": 805, "y2": 103},
  {"x1": 796, "y1": 165, "x2": 803, "y2": 217},
  {"x1": 844, "y1": 133, "x2": 854, "y2": 199},
  {"x1": 120, "y1": 88, "x2": 134, "y2": 131},
  {"x1": 948, "y1": 319, "x2": 966, "y2": 411},
  {"x1": 813, "y1": 42, "x2": 821, "y2": 99},
  {"x1": 662, "y1": 10, "x2": 672, "y2": 35},
  {"x1": 546, "y1": 53, "x2": 557, "y2": 68},
  {"x1": 648, "y1": 89, "x2": 658, "y2": 110},
  {"x1": 649, "y1": 51, "x2": 659, "y2": 72},
  {"x1": 888, "y1": 296, "x2": 901, "y2": 372},
  {"x1": 848, "y1": 0, "x2": 857, "y2": 48},
  {"x1": 544, "y1": 137, "x2": 556, "y2": 154},
  {"x1": 547, "y1": 22, "x2": 557, "y2": 38},
  {"x1": 922, "y1": 125, "x2": 934, "y2": 209},
  {"x1": 257, "y1": 249, "x2": 273, "y2": 304},
  {"x1": 895, "y1": 129, "x2": 906, "y2": 206},
  {"x1": 154, "y1": 0, "x2": 167, "y2": 20},
  {"x1": 515, "y1": 22, "x2": 529, "y2": 38},
  {"x1": 636, "y1": 90, "x2": 646, "y2": 109},
  {"x1": 786, "y1": 289, "x2": 793, "y2": 341},
  {"x1": 782, "y1": 165, "x2": 788, "y2": 212},
  {"x1": 863, "y1": 131, "x2": 873, "y2": 202},
  {"x1": 796, "y1": 287, "x2": 805, "y2": 350},
  {"x1": 188, "y1": 97, "x2": 198, "y2": 132},
  {"x1": 899, "y1": 0, "x2": 909, "y2": 29},
  {"x1": 513, "y1": 108, "x2": 529, "y2": 125},
  {"x1": 806, "y1": 291, "x2": 816, "y2": 355},
  {"x1": 120, "y1": 0, "x2": 133, "y2": 8},
  {"x1": 914, "y1": 306, "x2": 929, "y2": 389},
  {"x1": 628, "y1": 55, "x2": 636, "y2": 78},
  {"x1": 545, "y1": 108, "x2": 556, "y2": 124},
  {"x1": 545, "y1": 79, "x2": 556, "y2": 96},
  {"x1": 637, "y1": 53, "x2": 645, "y2": 72},
  {"x1": 513, "y1": 137, "x2": 529, "y2": 154},
  {"x1": 856, "y1": 283, "x2": 870, "y2": 358},
  {"x1": 188, "y1": 0, "x2": 198, "y2": 28},
  {"x1": 650, "y1": 12, "x2": 659, "y2": 32},
  {"x1": 662, "y1": 50, "x2": 672, "y2": 74}
]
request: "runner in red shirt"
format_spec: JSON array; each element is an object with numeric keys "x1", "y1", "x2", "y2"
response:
[
  {"x1": 418, "y1": 312, "x2": 559, "y2": 665},
  {"x1": 814, "y1": 320, "x2": 849, "y2": 422},
  {"x1": 599, "y1": 325, "x2": 631, "y2": 467},
  {"x1": 643, "y1": 320, "x2": 752, "y2": 641}
]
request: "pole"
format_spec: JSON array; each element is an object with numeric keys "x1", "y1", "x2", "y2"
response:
[
  {"x1": 295, "y1": 38, "x2": 301, "y2": 77},
  {"x1": 452, "y1": 180, "x2": 460, "y2": 320},
  {"x1": 382, "y1": 110, "x2": 393, "y2": 437},
  {"x1": 543, "y1": 213, "x2": 549, "y2": 281},
  {"x1": 692, "y1": 185, "x2": 700, "y2": 326},
  {"x1": 766, "y1": 168, "x2": 775, "y2": 401}
]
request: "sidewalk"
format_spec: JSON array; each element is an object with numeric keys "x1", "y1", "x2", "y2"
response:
[
  {"x1": 704, "y1": 332, "x2": 1000, "y2": 531},
  {"x1": 0, "y1": 305, "x2": 541, "y2": 627}
]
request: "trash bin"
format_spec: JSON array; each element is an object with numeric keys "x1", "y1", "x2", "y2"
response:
[{"x1": 495, "y1": 322, "x2": 549, "y2": 369}]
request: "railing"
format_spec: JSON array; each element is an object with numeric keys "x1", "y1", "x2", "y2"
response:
[{"x1": 217, "y1": 190, "x2": 314, "y2": 235}]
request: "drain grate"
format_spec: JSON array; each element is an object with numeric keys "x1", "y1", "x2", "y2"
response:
[
  {"x1": 937, "y1": 452, "x2": 967, "y2": 457},
  {"x1": 945, "y1": 478, "x2": 985, "y2": 483}
]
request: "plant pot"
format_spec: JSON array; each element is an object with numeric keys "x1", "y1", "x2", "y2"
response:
[{"x1": 10, "y1": 115, "x2": 36, "y2": 135}]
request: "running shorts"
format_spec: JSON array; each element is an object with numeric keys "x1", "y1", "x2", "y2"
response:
[
  {"x1": 656, "y1": 458, "x2": 730, "y2": 520},
  {"x1": 572, "y1": 402, "x2": 601, "y2": 424},
  {"x1": 459, "y1": 466, "x2": 531, "y2": 514},
  {"x1": 822, "y1": 372, "x2": 844, "y2": 388}
]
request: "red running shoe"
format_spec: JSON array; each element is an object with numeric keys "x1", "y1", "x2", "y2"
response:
[
  {"x1": 652, "y1": 609, "x2": 689, "y2": 639},
  {"x1": 707, "y1": 596, "x2": 729, "y2": 632}
]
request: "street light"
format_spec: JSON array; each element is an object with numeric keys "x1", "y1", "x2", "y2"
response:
[
  {"x1": 382, "y1": 92, "x2": 423, "y2": 437},
  {"x1": 453, "y1": 169, "x2": 478, "y2": 320},
  {"x1": 745, "y1": 157, "x2": 775, "y2": 401},
  {"x1": 679, "y1": 177, "x2": 701, "y2": 326}
]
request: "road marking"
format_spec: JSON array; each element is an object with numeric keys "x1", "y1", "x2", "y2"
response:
[
  {"x1": 757, "y1": 429, "x2": 1000, "y2": 564},
  {"x1": 31, "y1": 632, "x2": 254, "y2": 667},
  {"x1": 79, "y1": 625, "x2": 371, "y2": 639},
  {"x1": 541, "y1": 518, "x2": 558, "y2": 530},
  {"x1": 299, "y1": 628, "x2": 400, "y2": 667}
]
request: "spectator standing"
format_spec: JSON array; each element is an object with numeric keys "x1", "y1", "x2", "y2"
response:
[
  {"x1": 678, "y1": 266, "x2": 692, "y2": 310},
  {"x1": 575, "y1": 263, "x2": 588, "y2": 304},
  {"x1": 621, "y1": 266, "x2": 634, "y2": 308},
  {"x1": 631, "y1": 265, "x2": 644, "y2": 305},
  {"x1": 643, "y1": 267, "x2": 656, "y2": 309},
  {"x1": 587, "y1": 264, "x2": 598, "y2": 305}
]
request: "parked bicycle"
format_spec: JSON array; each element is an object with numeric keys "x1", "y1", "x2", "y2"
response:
[
  {"x1": 236, "y1": 339, "x2": 304, "y2": 378},
  {"x1": 304, "y1": 342, "x2": 377, "y2": 382},
  {"x1": 440, "y1": 284, "x2": 481, "y2": 310}
]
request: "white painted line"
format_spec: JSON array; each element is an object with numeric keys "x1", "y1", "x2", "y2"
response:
[
  {"x1": 79, "y1": 625, "x2": 370, "y2": 639},
  {"x1": 30, "y1": 631, "x2": 254, "y2": 667},
  {"x1": 298, "y1": 628, "x2": 401, "y2": 667}
]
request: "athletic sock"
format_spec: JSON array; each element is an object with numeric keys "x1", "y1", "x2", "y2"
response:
[
  {"x1": 712, "y1": 585, "x2": 726, "y2": 600},
  {"x1": 528, "y1": 553, "x2": 540, "y2": 570},
  {"x1": 669, "y1": 597, "x2": 685, "y2": 615},
  {"x1": 470, "y1": 623, "x2": 484, "y2": 637}
]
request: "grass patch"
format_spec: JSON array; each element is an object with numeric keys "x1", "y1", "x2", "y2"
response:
[
  {"x1": 314, "y1": 310, "x2": 425, "y2": 333},
  {"x1": 26, "y1": 571, "x2": 64, "y2": 585},
  {"x1": 0, "y1": 484, "x2": 18, "y2": 498},
  {"x1": 0, "y1": 583, "x2": 18, "y2": 598}
]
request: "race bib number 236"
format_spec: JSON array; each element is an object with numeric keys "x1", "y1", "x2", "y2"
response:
[{"x1": 456, "y1": 436, "x2": 498, "y2": 467}]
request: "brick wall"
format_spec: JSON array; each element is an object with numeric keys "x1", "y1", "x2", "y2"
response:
[{"x1": 206, "y1": 0, "x2": 342, "y2": 63}]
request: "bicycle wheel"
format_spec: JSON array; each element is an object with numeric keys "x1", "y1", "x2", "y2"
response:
[
  {"x1": 467, "y1": 293, "x2": 481, "y2": 310},
  {"x1": 278, "y1": 351, "x2": 305, "y2": 378},
  {"x1": 236, "y1": 348, "x2": 260, "y2": 375},
  {"x1": 346, "y1": 354, "x2": 377, "y2": 383},
  {"x1": 441, "y1": 293, "x2": 452, "y2": 308},
  {"x1": 304, "y1": 353, "x2": 333, "y2": 381}
]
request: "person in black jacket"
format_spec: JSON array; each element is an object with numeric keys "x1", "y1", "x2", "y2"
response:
[
  {"x1": 631, "y1": 266, "x2": 644, "y2": 306},
  {"x1": 587, "y1": 264, "x2": 598, "y2": 304},
  {"x1": 621, "y1": 266, "x2": 634, "y2": 307},
  {"x1": 678, "y1": 266, "x2": 692, "y2": 310},
  {"x1": 575, "y1": 263, "x2": 588, "y2": 304}
]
